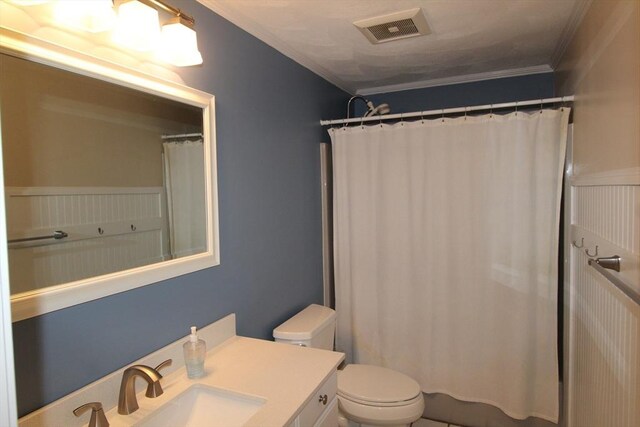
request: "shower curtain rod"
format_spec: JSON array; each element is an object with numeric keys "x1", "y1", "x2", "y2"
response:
[{"x1": 320, "y1": 95, "x2": 575, "y2": 126}]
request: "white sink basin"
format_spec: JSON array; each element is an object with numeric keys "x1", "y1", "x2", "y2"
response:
[{"x1": 135, "y1": 384, "x2": 266, "y2": 427}]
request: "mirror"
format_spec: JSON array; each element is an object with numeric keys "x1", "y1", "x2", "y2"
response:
[{"x1": 0, "y1": 29, "x2": 219, "y2": 321}]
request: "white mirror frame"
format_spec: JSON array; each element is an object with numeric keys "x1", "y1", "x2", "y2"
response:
[{"x1": 0, "y1": 28, "x2": 219, "y2": 322}]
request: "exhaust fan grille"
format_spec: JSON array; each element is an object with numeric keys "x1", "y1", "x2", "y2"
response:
[
  {"x1": 354, "y1": 8, "x2": 430, "y2": 44},
  {"x1": 367, "y1": 19, "x2": 420, "y2": 42}
]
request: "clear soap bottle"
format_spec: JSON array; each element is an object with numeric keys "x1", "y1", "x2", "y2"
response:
[{"x1": 183, "y1": 326, "x2": 206, "y2": 378}]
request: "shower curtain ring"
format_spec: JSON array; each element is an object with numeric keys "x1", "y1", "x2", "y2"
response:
[
  {"x1": 360, "y1": 116, "x2": 365, "y2": 129},
  {"x1": 585, "y1": 245, "x2": 599, "y2": 258},
  {"x1": 400, "y1": 113, "x2": 404, "y2": 126},
  {"x1": 421, "y1": 111, "x2": 425, "y2": 124},
  {"x1": 441, "y1": 109, "x2": 445, "y2": 122},
  {"x1": 572, "y1": 237, "x2": 584, "y2": 248}
]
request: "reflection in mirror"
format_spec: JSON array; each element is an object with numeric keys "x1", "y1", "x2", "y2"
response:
[{"x1": 0, "y1": 53, "x2": 206, "y2": 296}]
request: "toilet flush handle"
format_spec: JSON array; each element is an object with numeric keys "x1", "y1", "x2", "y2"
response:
[{"x1": 318, "y1": 394, "x2": 328, "y2": 405}]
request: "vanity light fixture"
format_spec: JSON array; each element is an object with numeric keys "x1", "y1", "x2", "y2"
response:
[
  {"x1": 159, "y1": 17, "x2": 203, "y2": 66},
  {"x1": 17, "y1": 0, "x2": 203, "y2": 66},
  {"x1": 113, "y1": 0, "x2": 203, "y2": 65},
  {"x1": 6, "y1": 0, "x2": 48, "y2": 5},
  {"x1": 52, "y1": 0, "x2": 116, "y2": 33},
  {"x1": 113, "y1": 0, "x2": 161, "y2": 52},
  {"x1": 114, "y1": 0, "x2": 202, "y2": 67}
]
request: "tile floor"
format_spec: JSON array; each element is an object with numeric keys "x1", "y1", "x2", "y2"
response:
[{"x1": 414, "y1": 417, "x2": 463, "y2": 427}]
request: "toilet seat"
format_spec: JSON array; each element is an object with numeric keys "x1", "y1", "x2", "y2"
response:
[
  {"x1": 337, "y1": 364, "x2": 424, "y2": 425},
  {"x1": 338, "y1": 364, "x2": 422, "y2": 406},
  {"x1": 339, "y1": 391, "x2": 424, "y2": 407},
  {"x1": 338, "y1": 393, "x2": 424, "y2": 426}
]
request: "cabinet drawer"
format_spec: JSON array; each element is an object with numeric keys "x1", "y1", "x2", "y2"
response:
[{"x1": 298, "y1": 371, "x2": 337, "y2": 427}]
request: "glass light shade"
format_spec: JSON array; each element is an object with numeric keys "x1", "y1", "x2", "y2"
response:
[
  {"x1": 159, "y1": 21, "x2": 203, "y2": 66},
  {"x1": 7, "y1": 0, "x2": 48, "y2": 5},
  {"x1": 112, "y1": 0, "x2": 160, "y2": 52},
  {"x1": 53, "y1": 0, "x2": 116, "y2": 33}
]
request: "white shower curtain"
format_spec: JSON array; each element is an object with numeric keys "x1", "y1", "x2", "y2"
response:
[
  {"x1": 163, "y1": 140, "x2": 206, "y2": 258},
  {"x1": 331, "y1": 109, "x2": 569, "y2": 422}
]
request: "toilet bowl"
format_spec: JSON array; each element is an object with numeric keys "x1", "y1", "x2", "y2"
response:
[
  {"x1": 337, "y1": 364, "x2": 424, "y2": 427},
  {"x1": 273, "y1": 304, "x2": 424, "y2": 427}
]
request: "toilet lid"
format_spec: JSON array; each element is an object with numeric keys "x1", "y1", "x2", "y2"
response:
[{"x1": 337, "y1": 364, "x2": 422, "y2": 404}]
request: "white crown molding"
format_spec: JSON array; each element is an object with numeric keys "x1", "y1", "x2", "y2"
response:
[
  {"x1": 551, "y1": 0, "x2": 593, "y2": 69},
  {"x1": 197, "y1": 0, "x2": 355, "y2": 94},
  {"x1": 356, "y1": 65, "x2": 554, "y2": 96}
]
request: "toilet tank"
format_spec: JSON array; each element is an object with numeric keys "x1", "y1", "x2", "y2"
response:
[{"x1": 273, "y1": 304, "x2": 336, "y2": 350}]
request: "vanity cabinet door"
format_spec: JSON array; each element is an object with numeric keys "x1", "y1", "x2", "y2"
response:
[
  {"x1": 297, "y1": 371, "x2": 337, "y2": 427},
  {"x1": 313, "y1": 396, "x2": 338, "y2": 427}
]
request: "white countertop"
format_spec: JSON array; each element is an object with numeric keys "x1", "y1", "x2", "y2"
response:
[
  {"x1": 106, "y1": 336, "x2": 344, "y2": 426},
  {"x1": 19, "y1": 314, "x2": 344, "y2": 427}
]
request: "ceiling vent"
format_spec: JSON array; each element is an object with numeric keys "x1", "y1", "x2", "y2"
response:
[{"x1": 354, "y1": 8, "x2": 431, "y2": 44}]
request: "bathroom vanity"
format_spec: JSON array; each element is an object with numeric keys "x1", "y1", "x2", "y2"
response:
[{"x1": 18, "y1": 314, "x2": 344, "y2": 427}]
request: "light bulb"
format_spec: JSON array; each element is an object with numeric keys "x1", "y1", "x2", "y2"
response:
[
  {"x1": 159, "y1": 19, "x2": 203, "y2": 66},
  {"x1": 6, "y1": 0, "x2": 48, "y2": 5},
  {"x1": 112, "y1": 0, "x2": 160, "y2": 52},
  {"x1": 53, "y1": 0, "x2": 116, "y2": 33}
]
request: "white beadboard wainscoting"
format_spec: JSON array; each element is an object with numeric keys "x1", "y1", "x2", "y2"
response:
[
  {"x1": 573, "y1": 186, "x2": 639, "y2": 254},
  {"x1": 568, "y1": 184, "x2": 640, "y2": 427},
  {"x1": 5, "y1": 187, "x2": 168, "y2": 295}
]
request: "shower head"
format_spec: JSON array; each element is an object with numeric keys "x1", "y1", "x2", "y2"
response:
[
  {"x1": 364, "y1": 103, "x2": 391, "y2": 117},
  {"x1": 346, "y1": 95, "x2": 391, "y2": 119}
]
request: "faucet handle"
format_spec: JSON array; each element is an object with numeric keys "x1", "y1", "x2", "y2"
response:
[
  {"x1": 145, "y1": 359, "x2": 172, "y2": 398},
  {"x1": 154, "y1": 358, "x2": 172, "y2": 373},
  {"x1": 73, "y1": 402, "x2": 109, "y2": 427}
]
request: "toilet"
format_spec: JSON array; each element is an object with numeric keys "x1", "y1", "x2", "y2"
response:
[{"x1": 273, "y1": 304, "x2": 424, "y2": 427}]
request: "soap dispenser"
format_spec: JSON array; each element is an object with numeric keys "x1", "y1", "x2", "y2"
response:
[{"x1": 183, "y1": 326, "x2": 206, "y2": 378}]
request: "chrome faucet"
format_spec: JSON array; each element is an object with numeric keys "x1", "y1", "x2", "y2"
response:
[{"x1": 118, "y1": 359, "x2": 172, "y2": 415}]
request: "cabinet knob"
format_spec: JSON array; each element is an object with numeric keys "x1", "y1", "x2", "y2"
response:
[{"x1": 318, "y1": 394, "x2": 328, "y2": 405}]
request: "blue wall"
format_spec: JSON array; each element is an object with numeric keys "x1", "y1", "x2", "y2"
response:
[
  {"x1": 355, "y1": 73, "x2": 555, "y2": 116},
  {"x1": 11, "y1": 1, "x2": 348, "y2": 416},
  {"x1": 10, "y1": 2, "x2": 557, "y2": 416}
]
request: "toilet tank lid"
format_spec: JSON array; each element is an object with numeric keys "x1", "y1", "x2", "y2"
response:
[{"x1": 273, "y1": 304, "x2": 336, "y2": 340}]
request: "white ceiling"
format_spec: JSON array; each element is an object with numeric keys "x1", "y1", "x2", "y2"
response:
[{"x1": 198, "y1": 0, "x2": 588, "y2": 95}]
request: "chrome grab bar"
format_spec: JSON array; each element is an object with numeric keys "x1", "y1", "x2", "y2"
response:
[
  {"x1": 8, "y1": 230, "x2": 68, "y2": 244},
  {"x1": 593, "y1": 255, "x2": 621, "y2": 272},
  {"x1": 588, "y1": 257, "x2": 640, "y2": 306}
]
